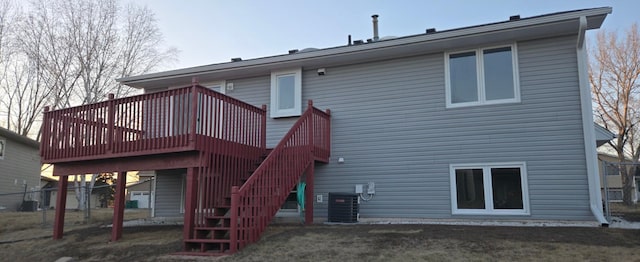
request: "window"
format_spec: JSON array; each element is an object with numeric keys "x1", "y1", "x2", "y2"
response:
[
  {"x1": 445, "y1": 45, "x2": 519, "y2": 107},
  {"x1": 0, "y1": 139, "x2": 4, "y2": 160},
  {"x1": 198, "y1": 81, "x2": 226, "y2": 137},
  {"x1": 606, "y1": 189, "x2": 623, "y2": 202},
  {"x1": 270, "y1": 69, "x2": 302, "y2": 118},
  {"x1": 203, "y1": 81, "x2": 226, "y2": 94},
  {"x1": 281, "y1": 186, "x2": 299, "y2": 211},
  {"x1": 604, "y1": 163, "x2": 621, "y2": 176},
  {"x1": 450, "y1": 162, "x2": 529, "y2": 215}
]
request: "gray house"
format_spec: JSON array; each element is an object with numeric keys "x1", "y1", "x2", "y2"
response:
[
  {"x1": 118, "y1": 8, "x2": 612, "y2": 225},
  {"x1": 0, "y1": 127, "x2": 41, "y2": 211}
]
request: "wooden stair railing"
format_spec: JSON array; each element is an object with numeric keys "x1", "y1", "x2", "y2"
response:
[{"x1": 181, "y1": 100, "x2": 330, "y2": 255}]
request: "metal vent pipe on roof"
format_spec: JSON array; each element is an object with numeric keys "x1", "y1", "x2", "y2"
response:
[{"x1": 372, "y1": 14, "x2": 379, "y2": 41}]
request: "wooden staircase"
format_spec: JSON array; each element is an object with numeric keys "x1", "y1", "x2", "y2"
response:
[
  {"x1": 179, "y1": 101, "x2": 331, "y2": 256},
  {"x1": 185, "y1": 202, "x2": 233, "y2": 253}
]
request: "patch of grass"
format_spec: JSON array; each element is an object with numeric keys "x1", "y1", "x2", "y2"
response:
[
  {"x1": 0, "y1": 208, "x2": 150, "y2": 242},
  {"x1": 610, "y1": 203, "x2": 640, "y2": 221}
]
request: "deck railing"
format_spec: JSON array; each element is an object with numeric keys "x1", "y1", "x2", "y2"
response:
[
  {"x1": 40, "y1": 85, "x2": 266, "y2": 163},
  {"x1": 229, "y1": 101, "x2": 331, "y2": 252}
]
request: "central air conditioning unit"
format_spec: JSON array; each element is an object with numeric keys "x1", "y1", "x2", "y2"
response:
[{"x1": 328, "y1": 193, "x2": 359, "y2": 223}]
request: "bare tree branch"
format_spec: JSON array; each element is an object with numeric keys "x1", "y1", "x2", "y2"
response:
[
  {"x1": 590, "y1": 23, "x2": 640, "y2": 205},
  {"x1": 0, "y1": 0, "x2": 177, "y2": 140}
]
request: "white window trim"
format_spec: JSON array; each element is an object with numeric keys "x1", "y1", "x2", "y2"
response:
[
  {"x1": 201, "y1": 80, "x2": 226, "y2": 94},
  {"x1": 445, "y1": 44, "x2": 520, "y2": 108},
  {"x1": 270, "y1": 68, "x2": 302, "y2": 118},
  {"x1": 449, "y1": 162, "x2": 530, "y2": 216}
]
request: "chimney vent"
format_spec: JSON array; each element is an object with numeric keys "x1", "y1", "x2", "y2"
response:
[
  {"x1": 372, "y1": 14, "x2": 379, "y2": 41},
  {"x1": 231, "y1": 58, "x2": 242, "y2": 62},
  {"x1": 509, "y1": 15, "x2": 520, "y2": 21},
  {"x1": 426, "y1": 28, "x2": 436, "y2": 34}
]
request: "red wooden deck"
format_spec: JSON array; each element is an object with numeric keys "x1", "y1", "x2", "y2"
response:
[
  {"x1": 41, "y1": 83, "x2": 331, "y2": 256},
  {"x1": 41, "y1": 85, "x2": 265, "y2": 163}
]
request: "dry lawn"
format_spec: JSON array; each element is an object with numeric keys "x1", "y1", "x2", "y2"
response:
[
  {"x1": 610, "y1": 202, "x2": 640, "y2": 221},
  {"x1": 1, "y1": 208, "x2": 640, "y2": 261}
]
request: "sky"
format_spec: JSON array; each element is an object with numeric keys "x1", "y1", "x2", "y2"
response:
[{"x1": 136, "y1": 0, "x2": 638, "y2": 71}]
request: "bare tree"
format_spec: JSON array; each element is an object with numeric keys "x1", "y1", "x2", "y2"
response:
[
  {"x1": 590, "y1": 23, "x2": 640, "y2": 205},
  {"x1": 0, "y1": 0, "x2": 177, "y2": 210},
  {"x1": 1, "y1": 0, "x2": 177, "y2": 138},
  {"x1": 0, "y1": 0, "x2": 20, "y2": 129}
]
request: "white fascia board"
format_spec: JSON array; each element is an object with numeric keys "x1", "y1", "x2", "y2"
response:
[{"x1": 118, "y1": 7, "x2": 611, "y2": 88}]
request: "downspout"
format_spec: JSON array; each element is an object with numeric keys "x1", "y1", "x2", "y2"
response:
[{"x1": 576, "y1": 16, "x2": 608, "y2": 226}]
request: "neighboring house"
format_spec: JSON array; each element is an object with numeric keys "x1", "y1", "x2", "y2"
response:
[
  {"x1": 0, "y1": 127, "x2": 40, "y2": 211},
  {"x1": 48, "y1": 181, "x2": 100, "y2": 209},
  {"x1": 41, "y1": 176, "x2": 57, "y2": 208},
  {"x1": 126, "y1": 172, "x2": 155, "y2": 209},
  {"x1": 43, "y1": 7, "x2": 613, "y2": 255},
  {"x1": 598, "y1": 152, "x2": 640, "y2": 203}
]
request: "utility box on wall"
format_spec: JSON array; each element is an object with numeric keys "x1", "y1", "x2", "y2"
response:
[{"x1": 328, "y1": 193, "x2": 359, "y2": 223}]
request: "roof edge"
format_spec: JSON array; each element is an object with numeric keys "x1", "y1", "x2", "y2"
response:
[
  {"x1": 0, "y1": 127, "x2": 40, "y2": 149},
  {"x1": 118, "y1": 7, "x2": 612, "y2": 87}
]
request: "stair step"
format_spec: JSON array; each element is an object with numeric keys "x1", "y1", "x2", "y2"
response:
[
  {"x1": 183, "y1": 240, "x2": 231, "y2": 254},
  {"x1": 205, "y1": 215, "x2": 230, "y2": 220},
  {"x1": 194, "y1": 227, "x2": 230, "y2": 231},
  {"x1": 184, "y1": 239, "x2": 231, "y2": 244},
  {"x1": 172, "y1": 251, "x2": 229, "y2": 257}
]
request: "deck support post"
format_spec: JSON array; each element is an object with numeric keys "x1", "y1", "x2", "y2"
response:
[
  {"x1": 111, "y1": 171, "x2": 127, "y2": 241},
  {"x1": 304, "y1": 163, "x2": 314, "y2": 225},
  {"x1": 183, "y1": 167, "x2": 198, "y2": 244},
  {"x1": 53, "y1": 174, "x2": 68, "y2": 239}
]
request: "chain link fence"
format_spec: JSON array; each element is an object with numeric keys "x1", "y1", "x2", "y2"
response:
[
  {"x1": 601, "y1": 160, "x2": 640, "y2": 222},
  {"x1": 0, "y1": 183, "x2": 129, "y2": 227}
]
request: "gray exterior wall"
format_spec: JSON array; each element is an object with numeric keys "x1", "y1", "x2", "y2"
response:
[
  {"x1": 154, "y1": 169, "x2": 184, "y2": 217},
  {"x1": 152, "y1": 34, "x2": 593, "y2": 221},
  {"x1": 223, "y1": 34, "x2": 592, "y2": 221},
  {"x1": 0, "y1": 133, "x2": 40, "y2": 211}
]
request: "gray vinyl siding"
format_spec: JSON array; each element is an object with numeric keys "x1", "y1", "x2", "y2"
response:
[
  {"x1": 216, "y1": 33, "x2": 594, "y2": 221},
  {"x1": 154, "y1": 170, "x2": 184, "y2": 217},
  {"x1": 228, "y1": 75, "x2": 297, "y2": 148},
  {"x1": 0, "y1": 137, "x2": 40, "y2": 211}
]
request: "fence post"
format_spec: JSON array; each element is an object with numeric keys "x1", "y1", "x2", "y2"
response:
[
  {"x1": 41, "y1": 106, "x2": 50, "y2": 160},
  {"x1": 190, "y1": 85, "x2": 198, "y2": 144},
  {"x1": 86, "y1": 185, "x2": 91, "y2": 223},
  {"x1": 307, "y1": 100, "x2": 314, "y2": 155},
  {"x1": 325, "y1": 109, "x2": 331, "y2": 157},
  {"x1": 261, "y1": 105, "x2": 267, "y2": 150},
  {"x1": 41, "y1": 188, "x2": 47, "y2": 227},
  {"x1": 106, "y1": 94, "x2": 115, "y2": 153},
  {"x1": 602, "y1": 160, "x2": 611, "y2": 222}
]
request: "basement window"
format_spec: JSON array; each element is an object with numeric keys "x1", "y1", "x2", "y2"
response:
[
  {"x1": 450, "y1": 162, "x2": 529, "y2": 215},
  {"x1": 270, "y1": 69, "x2": 302, "y2": 118}
]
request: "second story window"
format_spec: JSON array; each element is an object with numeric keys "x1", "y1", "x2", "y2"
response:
[
  {"x1": 445, "y1": 44, "x2": 520, "y2": 108},
  {"x1": 270, "y1": 68, "x2": 302, "y2": 118}
]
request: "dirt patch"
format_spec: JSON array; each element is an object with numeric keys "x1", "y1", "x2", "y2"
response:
[
  {"x1": 223, "y1": 224, "x2": 640, "y2": 262},
  {"x1": 0, "y1": 225, "x2": 183, "y2": 262},
  {"x1": 1, "y1": 210, "x2": 640, "y2": 261}
]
